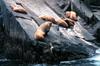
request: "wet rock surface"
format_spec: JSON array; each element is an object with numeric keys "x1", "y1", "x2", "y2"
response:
[{"x1": 0, "y1": 31, "x2": 97, "y2": 63}]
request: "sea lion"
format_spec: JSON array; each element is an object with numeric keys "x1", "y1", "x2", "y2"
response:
[
  {"x1": 39, "y1": 15, "x2": 56, "y2": 24},
  {"x1": 55, "y1": 19, "x2": 68, "y2": 28},
  {"x1": 34, "y1": 29, "x2": 45, "y2": 41},
  {"x1": 65, "y1": 11, "x2": 77, "y2": 21},
  {"x1": 11, "y1": 4, "x2": 27, "y2": 14},
  {"x1": 64, "y1": 18, "x2": 75, "y2": 26},
  {"x1": 34, "y1": 22, "x2": 52, "y2": 41}
]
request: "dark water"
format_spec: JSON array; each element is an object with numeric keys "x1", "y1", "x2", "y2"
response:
[{"x1": 0, "y1": 49, "x2": 100, "y2": 66}]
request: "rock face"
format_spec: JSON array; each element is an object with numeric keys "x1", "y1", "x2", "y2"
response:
[
  {"x1": 0, "y1": 0, "x2": 99, "y2": 63},
  {"x1": 0, "y1": 13, "x2": 2, "y2": 28},
  {"x1": 83, "y1": 0, "x2": 100, "y2": 6}
]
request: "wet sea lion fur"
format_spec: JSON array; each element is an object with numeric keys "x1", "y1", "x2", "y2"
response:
[
  {"x1": 34, "y1": 22, "x2": 52, "y2": 41},
  {"x1": 11, "y1": 4, "x2": 27, "y2": 14},
  {"x1": 63, "y1": 18, "x2": 75, "y2": 26},
  {"x1": 55, "y1": 19, "x2": 68, "y2": 28},
  {"x1": 65, "y1": 11, "x2": 77, "y2": 21},
  {"x1": 39, "y1": 15, "x2": 56, "y2": 24}
]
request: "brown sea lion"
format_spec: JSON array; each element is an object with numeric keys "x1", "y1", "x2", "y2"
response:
[
  {"x1": 11, "y1": 4, "x2": 27, "y2": 14},
  {"x1": 55, "y1": 18, "x2": 68, "y2": 28},
  {"x1": 65, "y1": 11, "x2": 77, "y2": 21},
  {"x1": 34, "y1": 29, "x2": 45, "y2": 41},
  {"x1": 39, "y1": 15, "x2": 56, "y2": 24},
  {"x1": 34, "y1": 22, "x2": 52, "y2": 41},
  {"x1": 64, "y1": 18, "x2": 75, "y2": 26}
]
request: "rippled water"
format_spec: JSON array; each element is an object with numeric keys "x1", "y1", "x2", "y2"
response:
[{"x1": 0, "y1": 49, "x2": 100, "y2": 66}]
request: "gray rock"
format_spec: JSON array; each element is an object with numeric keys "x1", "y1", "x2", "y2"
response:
[
  {"x1": 70, "y1": 0, "x2": 93, "y2": 23},
  {"x1": 0, "y1": 0, "x2": 98, "y2": 63}
]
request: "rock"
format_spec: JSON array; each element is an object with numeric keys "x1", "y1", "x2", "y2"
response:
[
  {"x1": 70, "y1": 0, "x2": 93, "y2": 24},
  {"x1": 83, "y1": 0, "x2": 100, "y2": 6},
  {"x1": 0, "y1": 0, "x2": 98, "y2": 63},
  {"x1": 0, "y1": 12, "x2": 4, "y2": 32}
]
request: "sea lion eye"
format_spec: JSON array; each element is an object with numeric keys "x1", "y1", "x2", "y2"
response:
[{"x1": 43, "y1": 19, "x2": 46, "y2": 20}]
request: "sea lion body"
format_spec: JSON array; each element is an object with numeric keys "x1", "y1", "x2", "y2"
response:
[
  {"x1": 11, "y1": 4, "x2": 27, "y2": 14},
  {"x1": 34, "y1": 22, "x2": 52, "y2": 41},
  {"x1": 65, "y1": 11, "x2": 77, "y2": 21},
  {"x1": 39, "y1": 15, "x2": 56, "y2": 24},
  {"x1": 66, "y1": 20, "x2": 75, "y2": 26},
  {"x1": 64, "y1": 18, "x2": 75, "y2": 26},
  {"x1": 55, "y1": 19, "x2": 68, "y2": 28},
  {"x1": 34, "y1": 29, "x2": 45, "y2": 41}
]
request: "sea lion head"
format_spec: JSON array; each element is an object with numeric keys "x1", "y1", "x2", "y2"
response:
[
  {"x1": 65, "y1": 11, "x2": 77, "y2": 21},
  {"x1": 55, "y1": 19, "x2": 68, "y2": 28}
]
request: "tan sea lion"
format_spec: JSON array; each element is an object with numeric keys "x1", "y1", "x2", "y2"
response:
[
  {"x1": 34, "y1": 22, "x2": 52, "y2": 41},
  {"x1": 11, "y1": 4, "x2": 27, "y2": 14},
  {"x1": 65, "y1": 11, "x2": 77, "y2": 21},
  {"x1": 55, "y1": 18, "x2": 68, "y2": 28},
  {"x1": 39, "y1": 15, "x2": 56, "y2": 24},
  {"x1": 34, "y1": 29, "x2": 45, "y2": 41}
]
